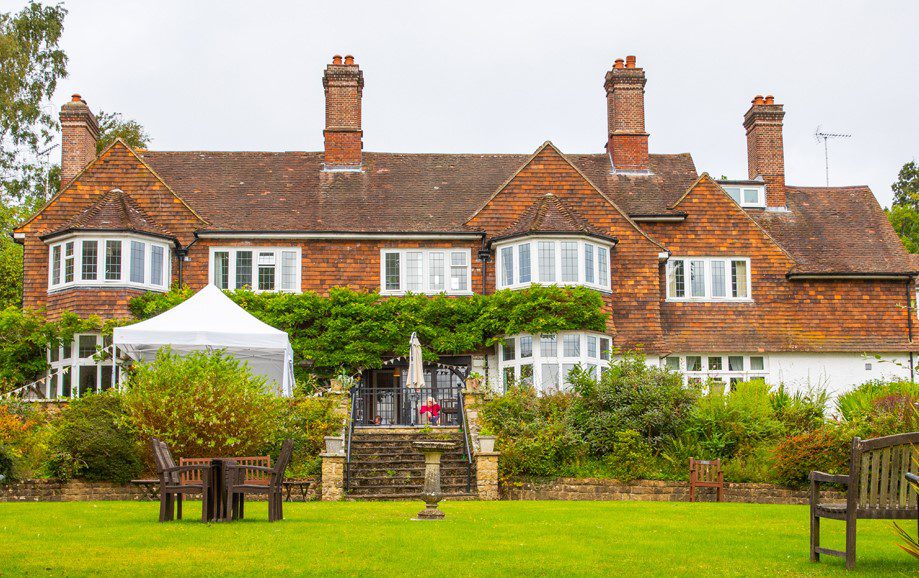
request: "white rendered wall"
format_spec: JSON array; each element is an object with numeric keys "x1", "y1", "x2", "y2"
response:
[{"x1": 765, "y1": 352, "x2": 912, "y2": 397}]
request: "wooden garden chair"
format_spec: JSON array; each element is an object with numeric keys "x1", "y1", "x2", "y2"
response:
[
  {"x1": 810, "y1": 433, "x2": 919, "y2": 569},
  {"x1": 225, "y1": 439, "x2": 294, "y2": 522},
  {"x1": 150, "y1": 438, "x2": 211, "y2": 522},
  {"x1": 689, "y1": 457, "x2": 723, "y2": 502}
]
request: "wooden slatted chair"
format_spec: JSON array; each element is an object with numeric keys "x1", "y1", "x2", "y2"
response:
[
  {"x1": 810, "y1": 433, "x2": 919, "y2": 569},
  {"x1": 151, "y1": 438, "x2": 211, "y2": 522},
  {"x1": 689, "y1": 457, "x2": 724, "y2": 502},
  {"x1": 180, "y1": 456, "x2": 271, "y2": 486},
  {"x1": 225, "y1": 439, "x2": 294, "y2": 522}
]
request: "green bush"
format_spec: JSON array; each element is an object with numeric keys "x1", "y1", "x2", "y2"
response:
[
  {"x1": 604, "y1": 429, "x2": 651, "y2": 482},
  {"x1": 770, "y1": 384, "x2": 828, "y2": 436},
  {"x1": 837, "y1": 380, "x2": 919, "y2": 422},
  {"x1": 0, "y1": 443, "x2": 14, "y2": 483},
  {"x1": 687, "y1": 380, "x2": 783, "y2": 459},
  {"x1": 567, "y1": 352, "x2": 697, "y2": 454},
  {"x1": 771, "y1": 423, "x2": 855, "y2": 487},
  {"x1": 275, "y1": 394, "x2": 346, "y2": 478},
  {"x1": 44, "y1": 393, "x2": 143, "y2": 483},
  {"x1": 480, "y1": 386, "x2": 582, "y2": 479},
  {"x1": 121, "y1": 349, "x2": 282, "y2": 464}
]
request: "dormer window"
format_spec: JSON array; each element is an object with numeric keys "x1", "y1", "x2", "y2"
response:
[
  {"x1": 720, "y1": 182, "x2": 766, "y2": 208},
  {"x1": 48, "y1": 234, "x2": 171, "y2": 292}
]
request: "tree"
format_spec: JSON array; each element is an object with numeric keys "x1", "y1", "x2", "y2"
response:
[
  {"x1": 892, "y1": 161, "x2": 919, "y2": 210},
  {"x1": 887, "y1": 205, "x2": 919, "y2": 254},
  {"x1": 96, "y1": 110, "x2": 151, "y2": 153},
  {"x1": 0, "y1": 1, "x2": 68, "y2": 204}
]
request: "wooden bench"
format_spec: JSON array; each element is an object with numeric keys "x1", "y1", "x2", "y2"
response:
[
  {"x1": 180, "y1": 456, "x2": 272, "y2": 486},
  {"x1": 810, "y1": 433, "x2": 919, "y2": 569},
  {"x1": 689, "y1": 457, "x2": 723, "y2": 502}
]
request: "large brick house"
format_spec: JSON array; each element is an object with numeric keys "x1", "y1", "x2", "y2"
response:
[{"x1": 12, "y1": 54, "x2": 917, "y2": 399}]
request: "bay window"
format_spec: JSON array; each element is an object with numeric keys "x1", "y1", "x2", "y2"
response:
[
  {"x1": 666, "y1": 257, "x2": 751, "y2": 301},
  {"x1": 48, "y1": 235, "x2": 170, "y2": 292},
  {"x1": 45, "y1": 333, "x2": 118, "y2": 398},
  {"x1": 209, "y1": 247, "x2": 301, "y2": 292},
  {"x1": 498, "y1": 331, "x2": 612, "y2": 393},
  {"x1": 380, "y1": 248, "x2": 472, "y2": 295},
  {"x1": 496, "y1": 236, "x2": 612, "y2": 291}
]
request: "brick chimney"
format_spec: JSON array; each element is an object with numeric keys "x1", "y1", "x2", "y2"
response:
[
  {"x1": 59, "y1": 94, "x2": 99, "y2": 184},
  {"x1": 604, "y1": 55, "x2": 649, "y2": 173},
  {"x1": 743, "y1": 94, "x2": 785, "y2": 207},
  {"x1": 322, "y1": 54, "x2": 364, "y2": 170}
]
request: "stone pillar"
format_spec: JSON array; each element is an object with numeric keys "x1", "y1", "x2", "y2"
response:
[
  {"x1": 462, "y1": 388, "x2": 486, "y2": 448},
  {"x1": 320, "y1": 454, "x2": 345, "y2": 501},
  {"x1": 476, "y1": 452, "x2": 500, "y2": 500}
]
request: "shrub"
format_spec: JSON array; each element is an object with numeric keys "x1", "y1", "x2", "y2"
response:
[
  {"x1": 567, "y1": 352, "x2": 697, "y2": 454},
  {"x1": 687, "y1": 380, "x2": 783, "y2": 459},
  {"x1": 274, "y1": 394, "x2": 346, "y2": 478},
  {"x1": 771, "y1": 423, "x2": 855, "y2": 487},
  {"x1": 837, "y1": 379, "x2": 919, "y2": 422},
  {"x1": 121, "y1": 349, "x2": 282, "y2": 464},
  {"x1": 44, "y1": 393, "x2": 143, "y2": 483},
  {"x1": 0, "y1": 399, "x2": 51, "y2": 480},
  {"x1": 604, "y1": 429, "x2": 652, "y2": 482},
  {"x1": 770, "y1": 384, "x2": 828, "y2": 436},
  {"x1": 0, "y1": 443, "x2": 14, "y2": 483},
  {"x1": 480, "y1": 386, "x2": 582, "y2": 479}
]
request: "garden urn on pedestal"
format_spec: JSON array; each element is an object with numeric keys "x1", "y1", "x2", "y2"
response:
[{"x1": 412, "y1": 440, "x2": 456, "y2": 520}]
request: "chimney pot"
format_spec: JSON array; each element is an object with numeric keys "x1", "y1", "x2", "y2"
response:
[
  {"x1": 764, "y1": 95, "x2": 774, "y2": 105},
  {"x1": 344, "y1": 55, "x2": 354, "y2": 65},
  {"x1": 71, "y1": 94, "x2": 82, "y2": 102},
  {"x1": 332, "y1": 55, "x2": 342, "y2": 65},
  {"x1": 614, "y1": 58, "x2": 625, "y2": 69},
  {"x1": 625, "y1": 55, "x2": 636, "y2": 68},
  {"x1": 753, "y1": 95, "x2": 765, "y2": 105}
]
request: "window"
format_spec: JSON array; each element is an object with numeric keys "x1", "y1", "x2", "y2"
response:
[
  {"x1": 209, "y1": 247, "x2": 301, "y2": 293},
  {"x1": 380, "y1": 249, "x2": 472, "y2": 295},
  {"x1": 496, "y1": 237, "x2": 612, "y2": 291},
  {"x1": 45, "y1": 333, "x2": 117, "y2": 399},
  {"x1": 81, "y1": 241, "x2": 98, "y2": 280},
  {"x1": 721, "y1": 185, "x2": 766, "y2": 208},
  {"x1": 538, "y1": 241, "x2": 555, "y2": 283},
  {"x1": 498, "y1": 332, "x2": 611, "y2": 393},
  {"x1": 48, "y1": 235, "x2": 169, "y2": 292},
  {"x1": 667, "y1": 354, "x2": 768, "y2": 391},
  {"x1": 666, "y1": 257, "x2": 752, "y2": 301}
]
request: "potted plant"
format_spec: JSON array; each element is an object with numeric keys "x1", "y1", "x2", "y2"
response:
[
  {"x1": 324, "y1": 436, "x2": 344, "y2": 455},
  {"x1": 465, "y1": 371, "x2": 484, "y2": 391},
  {"x1": 477, "y1": 424, "x2": 496, "y2": 453}
]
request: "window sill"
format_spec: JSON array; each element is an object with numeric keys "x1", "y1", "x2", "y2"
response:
[
  {"x1": 380, "y1": 290, "x2": 475, "y2": 297},
  {"x1": 48, "y1": 282, "x2": 168, "y2": 294},
  {"x1": 665, "y1": 298, "x2": 754, "y2": 304},
  {"x1": 497, "y1": 282, "x2": 612, "y2": 294}
]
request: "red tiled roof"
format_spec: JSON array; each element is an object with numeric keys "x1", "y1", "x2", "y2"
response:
[
  {"x1": 494, "y1": 193, "x2": 611, "y2": 241},
  {"x1": 44, "y1": 188, "x2": 173, "y2": 240},
  {"x1": 750, "y1": 186, "x2": 912, "y2": 274}
]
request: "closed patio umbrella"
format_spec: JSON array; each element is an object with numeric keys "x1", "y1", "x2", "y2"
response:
[{"x1": 406, "y1": 332, "x2": 425, "y2": 425}]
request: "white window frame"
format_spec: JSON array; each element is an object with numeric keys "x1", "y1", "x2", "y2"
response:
[
  {"x1": 495, "y1": 236, "x2": 612, "y2": 292},
  {"x1": 663, "y1": 354, "x2": 768, "y2": 392},
  {"x1": 47, "y1": 234, "x2": 171, "y2": 293},
  {"x1": 208, "y1": 246, "x2": 302, "y2": 293},
  {"x1": 666, "y1": 257, "x2": 752, "y2": 302},
  {"x1": 722, "y1": 185, "x2": 766, "y2": 208},
  {"x1": 45, "y1": 333, "x2": 118, "y2": 399},
  {"x1": 497, "y1": 331, "x2": 612, "y2": 393},
  {"x1": 379, "y1": 248, "x2": 473, "y2": 296}
]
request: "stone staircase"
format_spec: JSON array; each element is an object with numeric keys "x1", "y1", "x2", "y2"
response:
[{"x1": 345, "y1": 427, "x2": 477, "y2": 500}]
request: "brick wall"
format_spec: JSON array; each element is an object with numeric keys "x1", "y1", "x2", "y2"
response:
[
  {"x1": 503, "y1": 477, "x2": 843, "y2": 505},
  {"x1": 1, "y1": 478, "x2": 320, "y2": 502},
  {"x1": 744, "y1": 97, "x2": 786, "y2": 207},
  {"x1": 323, "y1": 56, "x2": 363, "y2": 168}
]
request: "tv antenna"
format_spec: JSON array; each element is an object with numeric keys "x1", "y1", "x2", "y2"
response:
[{"x1": 814, "y1": 126, "x2": 851, "y2": 186}]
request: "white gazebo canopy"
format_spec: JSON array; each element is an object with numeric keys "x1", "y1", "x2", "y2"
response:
[{"x1": 113, "y1": 284, "x2": 294, "y2": 396}]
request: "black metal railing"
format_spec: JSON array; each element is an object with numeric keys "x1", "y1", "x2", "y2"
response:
[
  {"x1": 352, "y1": 385, "x2": 463, "y2": 427},
  {"x1": 345, "y1": 387, "x2": 357, "y2": 491},
  {"x1": 457, "y1": 389, "x2": 473, "y2": 492}
]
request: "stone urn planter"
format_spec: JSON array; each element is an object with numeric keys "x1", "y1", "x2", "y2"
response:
[
  {"x1": 324, "y1": 436, "x2": 344, "y2": 455},
  {"x1": 478, "y1": 435, "x2": 496, "y2": 453},
  {"x1": 412, "y1": 439, "x2": 457, "y2": 520}
]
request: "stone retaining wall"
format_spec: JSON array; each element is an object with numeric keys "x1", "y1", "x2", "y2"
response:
[
  {"x1": 1, "y1": 478, "x2": 320, "y2": 502},
  {"x1": 502, "y1": 478, "x2": 844, "y2": 505}
]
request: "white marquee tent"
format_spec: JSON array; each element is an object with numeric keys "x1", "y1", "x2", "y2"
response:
[{"x1": 113, "y1": 284, "x2": 294, "y2": 396}]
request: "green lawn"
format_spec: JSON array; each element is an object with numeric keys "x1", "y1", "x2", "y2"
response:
[{"x1": 0, "y1": 500, "x2": 915, "y2": 576}]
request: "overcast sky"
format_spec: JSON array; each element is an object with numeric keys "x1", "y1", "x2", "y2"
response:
[{"x1": 16, "y1": 0, "x2": 919, "y2": 207}]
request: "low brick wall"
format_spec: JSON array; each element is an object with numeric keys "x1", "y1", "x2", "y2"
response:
[
  {"x1": 1, "y1": 478, "x2": 320, "y2": 502},
  {"x1": 502, "y1": 478, "x2": 844, "y2": 505}
]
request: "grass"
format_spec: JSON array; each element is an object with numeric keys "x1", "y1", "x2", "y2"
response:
[{"x1": 0, "y1": 500, "x2": 915, "y2": 576}]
